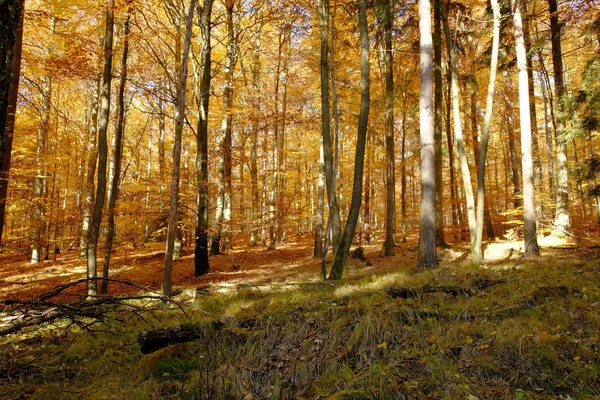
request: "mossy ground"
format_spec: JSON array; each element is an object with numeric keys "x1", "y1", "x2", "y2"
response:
[{"x1": 2, "y1": 236, "x2": 600, "y2": 399}]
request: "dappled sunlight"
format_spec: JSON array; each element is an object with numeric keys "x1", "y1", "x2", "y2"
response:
[{"x1": 334, "y1": 272, "x2": 409, "y2": 298}]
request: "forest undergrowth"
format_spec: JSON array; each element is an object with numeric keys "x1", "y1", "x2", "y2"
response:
[{"x1": 2, "y1": 233, "x2": 600, "y2": 399}]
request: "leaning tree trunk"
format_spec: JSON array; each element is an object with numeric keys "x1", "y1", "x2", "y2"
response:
[
  {"x1": 101, "y1": 10, "x2": 130, "y2": 294},
  {"x1": 194, "y1": 0, "x2": 213, "y2": 276},
  {"x1": 328, "y1": 0, "x2": 370, "y2": 280},
  {"x1": 512, "y1": 0, "x2": 540, "y2": 257},
  {"x1": 0, "y1": 0, "x2": 23, "y2": 246},
  {"x1": 441, "y1": 0, "x2": 475, "y2": 255},
  {"x1": 418, "y1": 0, "x2": 438, "y2": 268},
  {"x1": 162, "y1": 0, "x2": 195, "y2": 297},
  {"x1": 472, "y1": 0, "x2": 500, "y2": 266},
  {"x1": 548, "y1": 0, "x2": 570, "y2": 236},
  {"x1": 87, "y1": 0, "x2": 114, "y2": 296}
]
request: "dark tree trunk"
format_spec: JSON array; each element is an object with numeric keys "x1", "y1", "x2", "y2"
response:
[
  {"x1": 87, "y1": 0, "x2": 114, "y2": 296},
  {"x1": 328, "y1": 0, "x2": 370, "y2": 280},
  {"x1": 162, "y1": 0, "x2": 196, "y2": 296},
  {"x1": 0, "y1": 0, "x2": 23, "y2": 246},
  {"x1": 195, "y1": 0, "x2": 213, "y2": 276},
  {"x1": 101, "y1": 11, "x2": 130, "y2": 294}
]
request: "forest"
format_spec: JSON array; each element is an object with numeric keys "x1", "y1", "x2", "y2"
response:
[{"x1": 1, "y1": 0, "x2": 600, "y2": 398}]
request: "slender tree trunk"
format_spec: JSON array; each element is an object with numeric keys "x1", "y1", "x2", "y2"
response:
[
  {"x1": 512, "y1": 0, "x2": 540, "y2": 256},
  {"x1": 433, "y1": 0, "x2": 447, "y2": 248},
  {"x1": 211, "y1": 0, "x2": 235, "y2": 255},
  {"x1": 194, "y1": 0, "x2": 213, "y2": 276},
  {"x1": 0, "y1": 0, "x2": 23, "y2": 246},
  {"x1": 101, "y1": 11, "x2": 130, "y2": 294},
  {"x1": 162, "y1": 0, "x2": 195, "y2": 297},
  {"x1": 539, "y1": 68, "x2": 555, "y2": 204},
  {"x1": 328, "y1": 0, "x2": 370, "y2": 280},
  {"x1": 504, "y1": 92, "x2": 522, "y2": 208},
  {"x1": 549, "y1": 0, "x2": 570, "y2": 236},
  {"x1": 317, "y1": 0, "x2": 341, "y2": 257},
  {"x1": 472, "y1": 0, "x2": 500, "y2": 265},
  {"x1": 249, "y1": 23, "x2": 260, "y2": 246},
  {"x1": 31, "y1": 76, "x2": 51, "y2": 264},
  {"x1": 441, "y1": 0, "x2": 475, "y2": 254},
  {"x1": 314, "y1": 141, "x2": 325, "y2": 259},
  {"x1": 80, "y1": 77, "x2": 100, "y2": 258},
  {"x1": 417, "y1": 0, "x2": 437, "y2": 268},
  {"x1": 445, "y1": 69, "x2": 458, "y2": 238},
  {"x1": 400, "y1": 92, "x2": 408, "y2": 243},
  {"x1": 86, "y1": 0, "x2": 114, "y2": 295},
  {"x1": 377, "y1": 0, "x2": 396, "y2": 256},
  {"x1": 522, "y1": 1, "x2": 543, "y2": 220}
]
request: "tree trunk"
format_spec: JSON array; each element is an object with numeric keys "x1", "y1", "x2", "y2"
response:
[
  {"x1": 101, "y1": 11, "x2": 130, "y2": 294},
  {"x1": 249, "y1": 23, "x2": 260, "y2": 246},
  {"x1": 194, "y1": 0, "x2": 213, "y2": 277},
  {"x1": 400, "y1": 92, "x2": 408, "y2": 243},
  {"x1": 162, "y1": 0, "x2": 195, "y2": 297},
  {"x1": 317, "y1": 0, "x2": 342, "y2": 257},
  {"x1": 549, "y1": 0, "x2": 570, "y2": 236},
  {"x1": 472, "y1": 0, "x2": 500, "y2": 266},
  {"x1": 417, "y1": 0, "x2": 438, "y2": 268},
  {"x1": 377, "y1": 0, "x2": 395, "y2": 256},
  {"x1": 211, "y1": 0, "x2": 235, "y2": 255},
  {"x1": 79, "y1": 77, "x2": 100, "y2": 258},
  {"x1": 328, "y1": 0, "x2": 370, "y2": 280},
  {"x1": 504, "y1": 92, "x2": 522, "y2": 209},
  {"x1": 314, "y1": 141, "x2": 325, "y2": 259},
  {"x1": 87, "y1": 0, "x2": 114, "y2": 296},
  {"x1": 512, "y1": 0, "x2": 540, "y2": 257},
  {"x1": 0, "y1": 0, "x2": 23, "y2": 246},
  {"x1": 441, "y1": 0, "x2": 475, "y2": 255},
  {"x1": 433, "y1": 0, "x2": 447, "y2": 248}
]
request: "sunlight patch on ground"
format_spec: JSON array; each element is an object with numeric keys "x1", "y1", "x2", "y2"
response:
[
  {"x1": 4, "y1": 264, "x2": 87, "y2": 284},
  {"x1": 334, "y1": 272, "x2": 409, "y2": 298},
  {"x1": 484, "y1": 241, "x2": 522, "y2": 261}
]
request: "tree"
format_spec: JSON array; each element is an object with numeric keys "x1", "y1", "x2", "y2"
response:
[
  {"x1": 511, "y1": 0, "x2": 540, "y2": 256},
  {"x1": 417, "y1": 0, "x2": 437, "y2": 268},
  {"x1": 87, "y1": 0, "x2": 114, "y2": 296},
  {"x1": 472, "y1": 0, "x2": 500, "y2": 266},
  {"x1": 162, "y1": 0, "x2": 196, "y2": 297},
  {"x1": 0, "y1": 0, "x2": 24, "y2": 246},
  {"x1": 328, "y1": 0, "x2": 370, "y2": 280},
  {"x1": 194, "y1": 0, "x2": 213, "y2": 277},
  {"x1": 549, "y1": 0, "x2": 571, "y2": 236},
  {"x1": 378, "y1": 0, "x2": 396, "y2": 256},
  {"x1": 210, "y1": 0, "x2": 236, "y2": 256},
  {"x1": 102, "y1": 6, "x2": 132, "y2": 294}
]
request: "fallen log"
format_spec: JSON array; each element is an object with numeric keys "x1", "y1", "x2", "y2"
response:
[{"x1": 138, "y1": 321, "x2": 223, "y2": 354}]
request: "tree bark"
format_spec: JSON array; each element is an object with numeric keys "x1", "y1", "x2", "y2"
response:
[
  {"x1": 101, "y1": 11, "x2": 130, "y2": 294},
  {"x1": 194, "y1": 0, "x2": 213, "y2": 277},
  {"x1": 548, "y1": 0, "x2": 570, "y2": 236},
  {"x1": 512, "y1": 0, "x2": 540, "y2": 257},
  {"x1": 249, "y1": 23, "x2": 260, "y2": 246},
  {"x1": 379, "y1": 0, "x2": 395, "y2": 256},
  {"x1": 328, "y1": 0, "x2": 370, "y2": 280},
  {"x1": 417, "y1": 0, "x2": 438, "y2": 268},
  {"x1": 433, "y1": 0, "x2": 447, "y2": 248},
  {"x1": 0, "y1": 0, "x2": 23, "y2": 246},
  {"x1": 472, "y1": 0, "x2": 500, "y2": 266},
  {"x1": 162, "y1": 0, "x2": 195, "y2": 296},
  {"x1": 87, "y1": 0, "x2": 114, "y2": 296},
  {"x1": 210, "y1": 0, "x2": 236, "y2": 255}
]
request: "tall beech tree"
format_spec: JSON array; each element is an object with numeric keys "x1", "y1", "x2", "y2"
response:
[
  {"x1": 0, "y1": 0, "x2": 23, "y2": 246},
  {"x1": 417, "y1": 0, "x2": 437, "y2": 268},
  {"x1": 87, "y1": 0, "x2": 114, "y2": 296},
  {"x1": 328, "y1": 0, "x2": 369, "y2": 280},
  {"x1": 512, "y1": 0, "x2": 540, "y2": 256},
  {"x1": 102, "y1": 8, "x2": 131, "y2": 294},
  {"x1": 194, "y1": 0, "x2": 214, "y2": 276},
  {"x1": 162, "y1": 0, "x2": 195, "y2": 297},
  {"x1": 549, "y1": 0, "x2": 571, "y2": 236}
]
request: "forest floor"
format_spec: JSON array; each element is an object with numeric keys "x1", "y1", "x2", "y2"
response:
[{"x1": 2, "y1": 231, "x2": 600, "y2": 399}]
